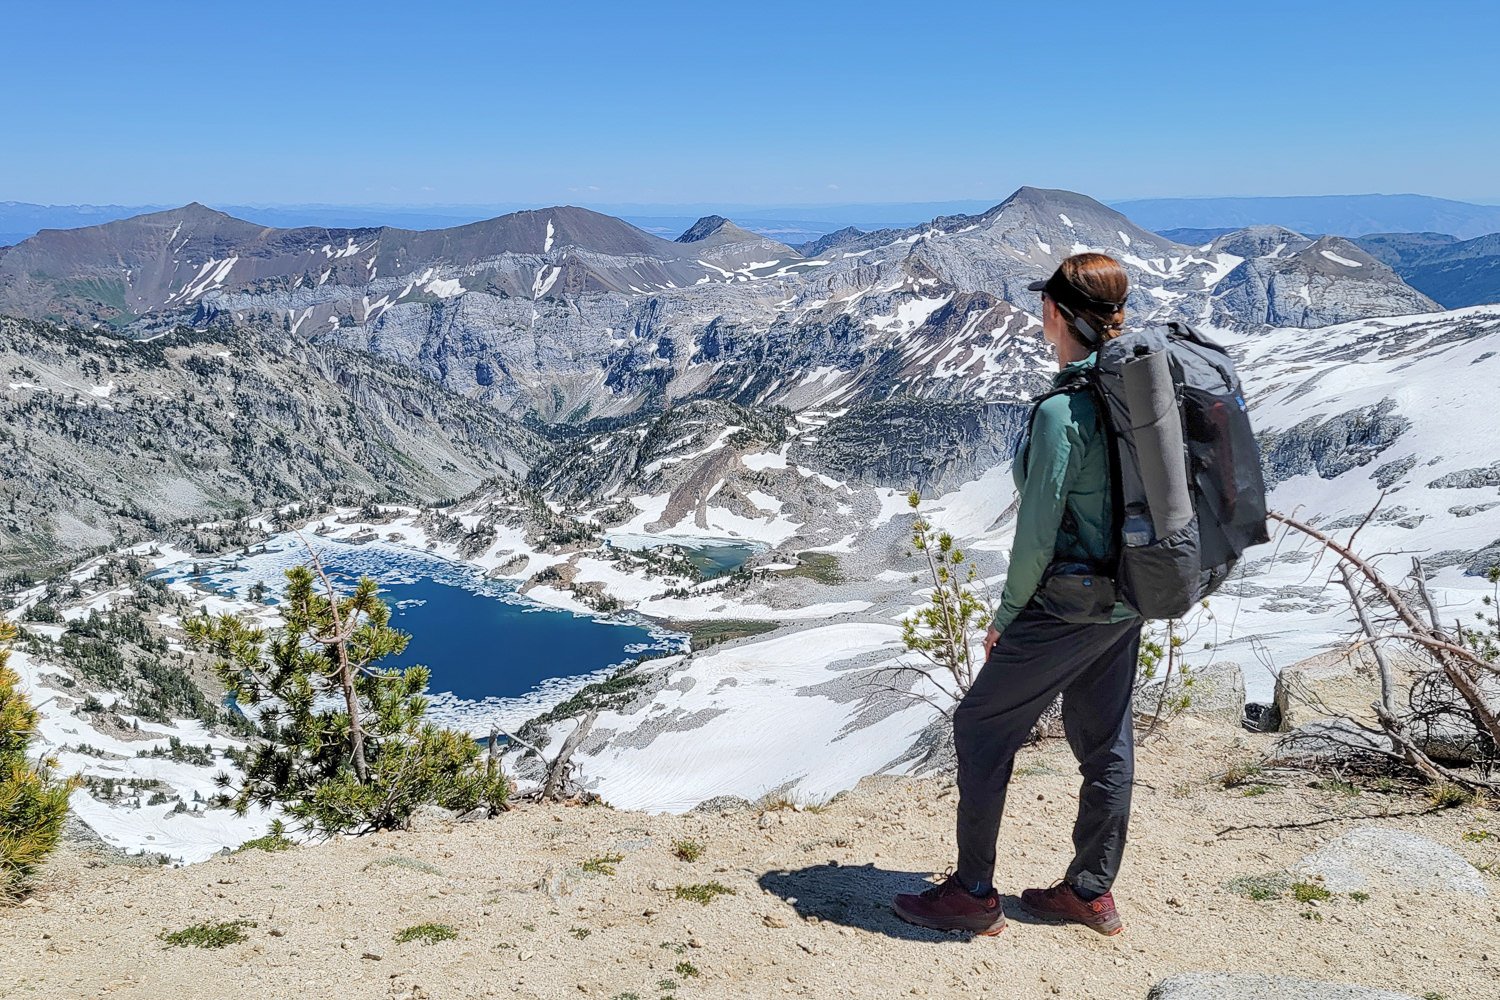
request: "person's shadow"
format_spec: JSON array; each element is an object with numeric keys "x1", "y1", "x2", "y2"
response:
[{"x1": 757, "y1": 863, "x2": 1048, "y2": 942}]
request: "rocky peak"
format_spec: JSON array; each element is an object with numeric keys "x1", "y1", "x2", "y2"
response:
[
  {"x1": 1209, "y1": 225, "x2": 1311, "y2": 259},
  {"x1": 800, "y1": 226, "x2": 867, "y2": 257},
  {"x1": 976, "y1": 185, "x2": 1187, "y2": 254},
  {"x1": 675, "y1": 215, "x2": 753, "y2": 244}
]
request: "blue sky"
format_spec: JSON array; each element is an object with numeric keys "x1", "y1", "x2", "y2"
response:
[{"x1": 4, "y1": 0, "x2": 1497, "y2": 207}]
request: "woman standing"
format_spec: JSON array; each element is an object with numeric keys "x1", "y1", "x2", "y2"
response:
[{"x1": 894, "y1": 252, "x2": 1141, "y2": 937}]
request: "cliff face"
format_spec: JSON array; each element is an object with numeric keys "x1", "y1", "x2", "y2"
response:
[
  {"x1": 0, "y1": 315, "x2": 544, "y2": 573},
  {"x1": 1210, "y1": 235, "x2": 1438, "y2": 329}
]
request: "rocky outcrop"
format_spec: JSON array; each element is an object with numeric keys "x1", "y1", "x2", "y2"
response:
[
  {"x1": 790, "y1": 398, "x2": 1032, "y2": 493},
  {"x1": 1135, "y1": 660, "x2": 1247, "y2": 727},
  {"x1": 1274, "y1": 645, "x2": 1398, "y2": 731},
  {"x1": 1148, "y1": 973, "x2": 1420, "y2": 1000},
  {"x1": 1271, "y1": 643, "x2": 1495, "y2": 766},
  {"x1": 1293, "y1": 826, "x2": 1490, "y2": 896},
  {"x1": 1210, "y1": 235, "x2": 1438, "y2": 329},
  {"x1": 1257, "y1": 399, "x2": 1411, "y2": 489}
]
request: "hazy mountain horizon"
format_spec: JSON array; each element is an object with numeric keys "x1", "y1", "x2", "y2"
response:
[{"x1": 5, "y1": 192, "x2": 1500, "y2": 249}]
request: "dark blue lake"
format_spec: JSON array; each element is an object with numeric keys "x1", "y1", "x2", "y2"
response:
[
  {"x1": 157, "y1": 538, "x2": 682, "y2": 728},
  {"x1": 348, "y1": 570, "x2": 664, "y2": 702}
]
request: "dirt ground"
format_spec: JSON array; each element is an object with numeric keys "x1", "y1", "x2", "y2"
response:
[{"x1": 3, "y1": 718, "x2": 1496, "y2": 1000}]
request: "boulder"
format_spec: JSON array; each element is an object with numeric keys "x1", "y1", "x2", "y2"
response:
[
  {"x1": 1148, "y1": 973, "x2": 1419, "y2": 1000},
  {"x1": 1274, "y1": 645, "x2": 1419, "y2": 731},
  {"x1": 1403, "y1": 671, "x2": 1500, "y2": 765},
  {"x1": 1292, "y1": 825, "x2": 1489, "y2": 897},
  {"x1": 1136, "y1": 660, "x2": 1246, "y2": 727},
  {"x1": 1275, "y1": 645, "x2": 1491, "y2": 763},
  {"x1": 405, "y1": 804, "x2": 457, "y2": 831},
  {"x1": 1269, "y1": 718, "x2": 1390, "y2": 766}
]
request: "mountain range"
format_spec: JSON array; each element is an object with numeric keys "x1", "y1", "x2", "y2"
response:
[
  {"x1": 8, "y1": 191, "x2": 1500, "y2": 251},
  {"x1": 1350, "y1": 232, "x2": 1500, "y2": 308},
  {"x1": 0, "y1": 185, "x2": 1469, "y2": 573}
]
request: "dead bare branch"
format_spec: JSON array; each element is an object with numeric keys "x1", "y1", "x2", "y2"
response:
[
  {"x1": 542, "y1": 710, "x2": 597, "y2": 802},
  {"x1": 295, "y1": 531, "x2": 369, "y2": 784},
  {"x1": 1339, "y1": 564, "x2": 1449, "y2": 785},
  {"x1": 1268, "y1": 511, "x2": 1500, "y2": 753}
]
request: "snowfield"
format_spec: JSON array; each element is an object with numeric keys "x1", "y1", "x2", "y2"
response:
[{"x1": 569, "y1": 623, "x2": 934, "y2": 812}]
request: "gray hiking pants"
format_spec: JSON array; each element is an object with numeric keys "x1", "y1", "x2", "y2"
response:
[{"x1": 953, "y1": 604, "x2": 1142, "y2": 897}]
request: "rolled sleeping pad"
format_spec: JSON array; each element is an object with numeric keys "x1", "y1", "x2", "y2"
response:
[{"x1": 1121, "y1": 346, "x2": 1193, "y2": 539}]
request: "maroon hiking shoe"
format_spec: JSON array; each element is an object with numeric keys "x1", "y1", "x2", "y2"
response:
[
  {"x1": 893, "y1": 874, "x2": 1005, "y2": 936},
  {"x1": 1020, "y1": 880, "x2": 1123, "y2": 936}
]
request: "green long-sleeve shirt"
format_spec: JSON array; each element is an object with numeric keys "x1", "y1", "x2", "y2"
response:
[{"x1": 990, "y1": 355, "x2": 1137, "y2": 634}]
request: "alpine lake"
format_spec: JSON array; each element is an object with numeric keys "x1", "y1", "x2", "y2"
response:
[{"x1": 155, "y1": 533, "x2": 761, "y2": 731}]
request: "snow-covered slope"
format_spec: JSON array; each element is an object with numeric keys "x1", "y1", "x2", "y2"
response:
[{"x1": 1214, "y1": 305, "x2": 1500, "y2": 687}]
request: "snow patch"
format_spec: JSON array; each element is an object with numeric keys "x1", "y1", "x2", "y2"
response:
[{"x1": 1320, "y1": 248, "x2": 1364, "y2": 268}]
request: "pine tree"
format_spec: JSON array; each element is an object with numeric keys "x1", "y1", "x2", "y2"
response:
[
  {"x1": 185, "y1": 560, "x2": 507, "y2": 837},
  {"x1": 1, "y1": 621, "x2": 78, "y2": 901},
  {"x1": 899, "y1": 492, "x2": 994, "y2": 703}
]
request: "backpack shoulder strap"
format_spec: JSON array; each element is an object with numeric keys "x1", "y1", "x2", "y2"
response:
[
  {"x1": 1020, "y1": 369, "x2": 1091, "y2": 463},
  {"x1": 1052, "y1": 364, "x2": 1125, "y2": 579},
  {"x1": 1021, "y1": 367, "x2": 1112, "y2": 558}
]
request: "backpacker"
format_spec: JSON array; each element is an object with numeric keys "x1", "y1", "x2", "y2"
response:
[{"x1": 1042, "y1": 322, "x2": 1270, "y2": 620}]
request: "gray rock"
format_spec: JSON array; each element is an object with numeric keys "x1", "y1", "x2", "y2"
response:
[
  {"x1": 1148, "y1": 972, "x2": 1420, "y2": 1000},
  {"x1": 1136, "y1": 660, "x2": 1246, "y2": 727},
  {"x1": 1270, "y1": 718, "x2": 1391, "y2": 768},
  {"x1": 1274, "y1": 644, "x2": 1414, "y2": 731},
  {"x1": 1293, "y1": 825, "x2": 1489, "y2": 896},
  {"x1": 455, "y1": 807, "x2": 489, "y2": 823},
  {"x1": 691, "y1": 794, "x2": 755, "y2": 813},
  {"x1": 1401, "y1": 671, "x2": 1498, "y2": 765},
  {"x1": 1272, "y1": 644, "x2": 1491, "y2": 763},
  {"x1": 1200, "y1": 232, "x2": 1434, "y2": 329},
  {"x1": 405, "y1": 804, "x2": 458, "y2": 831},
  {"x1": 1424, "y1": 535, "x2": 1500, "y2": 578},
  {"x1": 1257, "y1": 399, "x2": 1412, "y2": 490},
  {"x1": 1427, "y1": 460, "x2": 1500, "y2": 490},
  {"x1": 1208, "y1": 234, "x2": 1437, "y2": 331}
]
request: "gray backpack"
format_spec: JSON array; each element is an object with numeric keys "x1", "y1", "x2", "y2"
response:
[{"x1": 1046, "y1": 322, "x2": 1270, "y2": 620}]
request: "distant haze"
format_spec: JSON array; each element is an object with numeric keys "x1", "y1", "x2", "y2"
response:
[
  {"x1": 1114, "y1": 194, "x2": 1500, "y2": 242},
  {"x1": 4, "y1": 193, "x2": 1500, "y2": 249}
]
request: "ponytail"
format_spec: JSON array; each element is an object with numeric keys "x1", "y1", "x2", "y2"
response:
[{"x1": 1055, "y1": 253, "x2": 1129, "y2": 346}]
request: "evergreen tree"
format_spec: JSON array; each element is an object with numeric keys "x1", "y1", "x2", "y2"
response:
[
  {"x1": 899, "y1": 492, "x2": 994, "y2": 702},
  {"x1": 1, "y1": 621, "x2": 78, "y2": 901},
  {"x1": 185, "y1": 561, "x2": 506, "y2": 837}
]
